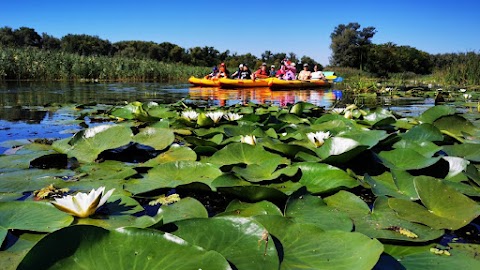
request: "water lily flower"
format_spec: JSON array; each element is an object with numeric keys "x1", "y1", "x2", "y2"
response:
[
  {"x1": 307, "y1": 131, "x2": 331, "y2": 147},
  {"x1": 463, "y1": 93, "x2": 472, "y2": 100},
  {"x1": 224, "y1": 112, "x2": 243, "y2": 121},
  {"x1": 241, "y1": 135, "x2": 256, "y2": 145},
  {"x1": 344, "y1": 110, "x2": 353, "y2": 119},
  {"x1": 51, "y1": 187, "x2": 115, "y2": 218},
  {"x1": 459, "y1": 88, "x2": 467, "y2": 93},
  {"x1": 206, "y1": 111, "x2": 224, "y2": 123},
  {"x1": 331, "y1": 108, "x2": 344, "y2": 114},
  {"x1": 182, "y1": 110, "x2": 199, "y2": 121}
]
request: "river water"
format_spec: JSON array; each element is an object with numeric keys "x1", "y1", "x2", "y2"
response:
[{"x1": 0, "y1": 82, "x2": 436, "y2": 152}]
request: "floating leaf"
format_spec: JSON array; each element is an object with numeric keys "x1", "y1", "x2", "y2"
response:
[
  {"x1": 220, "y1": 200, "x2": 283, "y2": 217},
  {"x1": 254, "y1": 215, "x2": 383, "y2": 270},
  {"x1": 132, "y1": 127, "x2": 174, "y2": 150},
  {"x1": 297, "y1": 162, "x2": 358, "y2": 193},
  {"x1": 378, "y1": 148, "x2": 441, "y2": 170},
  {"x1": 389, "y1": 177, "x2": 480, "y2": 230},
  {"x1": 53, "y1": 125, "x2": 132, "y2": 163},
  {"x1": 285, "y1": 193, "x2": 353, "y2": 231},
  {"x1": 0, "y1": 201, "x2": 73, "y2": 233},
  {"x1": 442, "y1": 143, "x2": 480, "y2": 162},
  {"x1": 143, "y1": 145, "x2": 197, "y2": 166},
  {"x1": 125, "y1": 161, "x2": 222, "y2": 194},
  {"x1": 173, "y1": 217, "x2": 279, "y2": 270},
  {"x1": 157, "y1": 197, "x2": 208, "y2": 224},
  {"x1": 401, "y1": 123, "x2": 444, "y2": 142},
  {"x1": 18, "y1": 225, "x2": 231, "y2": 270},
  {"x1": 418, "y1": 105, "x2": 456, "y2": 124}
]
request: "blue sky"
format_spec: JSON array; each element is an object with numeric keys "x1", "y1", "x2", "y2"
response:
[{"x1": 2, "y1": 0, "x2": 479, "y2": 65}]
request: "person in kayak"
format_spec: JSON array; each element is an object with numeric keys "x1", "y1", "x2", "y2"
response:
[
  {"x1": 281, "y1": 60, "x2": 296, "y2": 80},
  {"x1": 252, "y1": 63, "x2": 270, "y2": 80},
  {"x1": 239, "y1": 64, "x2": 252, "y2": 80},
  {"x1": 204, "y1": 66, "x2": 219, "y2": 79},
  {"x1": 298, "y1": 63, "x2": 311, "y2": 80},
  {"x1": 215, "y1": 62, "x2": 230, "y2": 78},
  {"x1": 310, "y1": 64, "x2": 326, "y2": 80},
  {"x1": 269, "y1": 65, "x2": 276, "y2": 77},
  {"x1": 230, "y1": 64, "x2": 244, "y2": 79}
]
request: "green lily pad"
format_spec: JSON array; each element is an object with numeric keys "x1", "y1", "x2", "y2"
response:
[
  {"x1": 143, "y1": 145, "x2": 197, "y2": 166},
  {"x1": 145, "y1": 105, "x2": 178, "y2": 119},
  {"x1": 0, "y1": 169, "x2": 74, "y2": 193},
  {"x1": 53, "y1": 125, "x2": 133, "y2": 163},
  {"x1": 434, "y1": 115, "x2": 477, "y2": 138},
  {"x1": 125, "y1": 161, "x2": 222, "y2": 194},
  {"x1": 365, "y1": 172, "x2": 410, "y2": 200},
  {"x1": 208, "y1": 143, "x2": 288, "y2": 166},
  {"x1": 173, "y1": 216, "x2": 279, "y2": 270},
  {"x1": 217, "y1": 186, "x2": 288, "y2": 202},
  {"x1": 442, "y1": 143, "x2": 480, "y2": 162},
  {"x1": 285, "y1": 193, "x2": 353, "y2": 231},
  {"x1": 133, "y1": 127, "x2": 174, "y2": 150},
  {"x1": 18, "y1": 225, "x2": 231, "y2": 270},
  {"x1": 220, "y1": 200, "x2": 283, "y2": 217},
  {"x1": 0, "y1": 232, "x2": 45, "y2": 270},
  {"x1": 337, "y1": 129, "x2": 388, "y2": 148},
  {"x1": 324, "y1": 191, "x2": 444, "y2": 242},
  {"x1": 158, "y1": 197, "x2": 208, "y2": 224},
  {"x1": 389, "y1": 177, "x2": 480, "y2": 230},
  {"x1": 0, "y1": 150, "x2": 55, "y2": 170},
  {"x1": 297, "y1": 162, "x2": 358, "y2": 193},
  {"x1": 0, "y1": 201, "x2": 73, "y2": 234},
  {"x1": 76, "y1": 160, "x2": 137, "y2": 181},
  {"x1": 361, "y1": 107, "x2": 396, "y2": 126},
  {"x1": 418, "y1": 105, "x2": 456, "y2": 124},
  {"x1": 315, "y1": 137, "x2": 368, "y2": 163},
  {"x1": 401, "y1": 123, "x2": 444, "y2": 142},
  {"x1": 393, "y1": 140, "x2": 442, "y2": 157},
  {"x1": 254, "y1": 215, "x2": 383, "y2": 270},
  {"x1": 384, "y1": 243, "x2": 480, "y2": 270},
  {"x1": 378, "y1": 148, "x2": 441, "y2": 170}
]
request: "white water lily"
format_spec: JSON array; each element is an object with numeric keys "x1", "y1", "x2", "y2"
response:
[
  {"x1": 307, "y1": 131, "x2": 331, "y2": 147},
  {"x1": 459, "y1": 88, "x2": 467, "y2": 93},
  {"x1": 182, "y1": 110, "x2": 199, "y2": 121},
  {"x1": 51, "y1": 187, "x2": 115, "y2": 218},
  {"x1": 463, "y1": 93, "x2": 472, "y2": 100},
  {"x1": 224, "y1": 112, "x2": 243, "y2": 121},
  {"x1": 240, "y1": 135, "x2": 256, "y2": 145},
  {"x1": 206, "y1": 111, "x2": 224, "y2": 123}
]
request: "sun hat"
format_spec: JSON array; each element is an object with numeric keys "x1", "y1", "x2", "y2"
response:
[
  {"x1": 303, "y1": 63, "x2": 309, "y2": 67},
  {"x1": 262, "y1": 62, "x2": 267, "y2": 66},
  {"x1": 239, "y1": 64, "x2": 244, "y2": 68},
  {"x1": 271, "y1": 65, "x2": 275, "y2": 68}
]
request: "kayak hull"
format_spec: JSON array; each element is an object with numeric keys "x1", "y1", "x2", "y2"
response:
[
  {"x1": 188, "y1": 76, "x2": 220, "y2": 87},
  {"x1": 268, "y1": 78, "x2": 331, "y2": 89},
  {"x1": 218, "y1": 78, "x2": 271, "y2": 88}
]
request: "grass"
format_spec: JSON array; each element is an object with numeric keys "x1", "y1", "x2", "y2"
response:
[{"x1": 0, "y1": 47, "x2": 210, "y2": 82}]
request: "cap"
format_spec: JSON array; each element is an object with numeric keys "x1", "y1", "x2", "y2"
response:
[
  {"x1": 220, "y1": 62, "x2": 225, "y2": 66},
  {"x1": 303, "y1": 63, "x2": 309, "y2": 67},
  {"x1": 262, "y1": 62, "x2": 267, "y2": 66},
  {"x1": 271, "y1": 65, "x2": 275, "y2": 68},
  {"x1": 239, "y1": 64, "x2": 244, "y2": 68}
]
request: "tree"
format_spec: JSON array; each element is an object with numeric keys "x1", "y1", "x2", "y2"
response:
[
  {"x1": 13, "y1": 27, "x2": 42, "y2": 47},
  {"x1": 0, "y1": 27, "x2": 16, "y2": 46},
  {"x1": 61, "y1": 34, "x2": 114, "y2": 56},
  {"x1": 41, "y1": 33, "x2": 61, "y2": 50},
  {"x1": 330, "y1": 22, "x2": 376, "y2": 69},
  {"x1": 300, "y1": 56, "x2": 322, "y2": 70}
]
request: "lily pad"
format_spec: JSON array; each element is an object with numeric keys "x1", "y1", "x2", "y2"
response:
[
  {"x1": 18, "y1": 225, "x2": 231, "y2": 270},
  {"x1": 125, "y1": 161, "x2": 222, "y2": 194},
  {"x1": 324, "y1": 191, "x2": 444, "y2": 242},
  {"x1": 393, "y1": 140, "x2": 442, "y2": 157},
  {"x1": 143, "y1": 145, "x2": 197, "y2": 166},
  {"x1": 0, "y1": 169, "x2": 74, "y2": 193},
  {"x1": 442, "y1": 143, "x2": 480, "y2": 162},
  {"x1": 157, "y1": 197, "x2": 208, "y2": 224},
  {"x1": 53, "y1": 125, "x2": 133, "y2": 163},
  {"x1": 254, "y1": 215, "x2": 383, "y2": 270},
  {"x1": 434, "y1": 115, "x2": 477, "y2": 138},
  {"x1": 378, "y1": 148, "x2": 441, "y2": 170},
  {"x1": 0, "y1": 201, "x2": 73, "y2": 234},
  {"x1": 401, "y1": 123, "x2": 444, "y2": 142},
  {"x1": 220, "y1": 200, "x2": 283, "y2": 217},
  {"x1": 173, "y1": 216, "x2": 279, "y2": 270},
  {"x1": 297, "y1": 162, "x2": 358, "y2": 193},
  {"x1": 285, "y1": 193, "x2": 353, "y2": 231},
  {"x1": 132, "y1": 127, "x2": 174, "y2": 150},
  {"x1": 389, "y1": 177, "x2": 480, "y2": 230},
  {"x1": 418, "y1": 105, "x2": 456, "y2": 124}
]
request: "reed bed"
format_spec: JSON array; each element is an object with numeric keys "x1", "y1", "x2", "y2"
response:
[{"x1": 0, "y1": 47, "x2": 209, "y2": 82}]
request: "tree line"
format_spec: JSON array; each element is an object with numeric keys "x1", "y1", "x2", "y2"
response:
[
  {"x1": 329, "y1": 22, "x2": 479, "y2": 77},
  {"x1": 0, "y1": 26, "x2": 322, "y2": 71},
  {"x1": 1, "y1": 25, "x2": 477, "y2": 81}
]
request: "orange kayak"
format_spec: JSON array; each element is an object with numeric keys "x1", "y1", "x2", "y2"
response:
[
  {"x1": 188, "y1": 76, "x2": 220, "y2": 87},
  {"x1": 218, "y1": 78, "x2": 272, "y2": 89},
  {"x1": 268, "y1": 78, "x2": 331, "y2": 89}
]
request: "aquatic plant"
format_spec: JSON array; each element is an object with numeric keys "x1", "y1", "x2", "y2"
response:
[{"x1": 1, "y1": 101, "x2": 480, "y2": 269}]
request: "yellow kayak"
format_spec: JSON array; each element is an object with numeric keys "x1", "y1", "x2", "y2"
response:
[
  {"x1": 268, "y1": 78, "x2": 331, "y2": 89},
  {"x1": 218, "y1": 78, "x2": 271, "y2": 89},
  {"x1": 188, "y1": 76, "x2": 220, "y2": 87}
]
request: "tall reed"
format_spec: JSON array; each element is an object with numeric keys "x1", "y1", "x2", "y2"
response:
[
  {"x1": 0, "y1": 47, "x2": 210, "y2": 82},
  {"x1": 432, "y1": 52, "x2": 480, "y2": 87}
]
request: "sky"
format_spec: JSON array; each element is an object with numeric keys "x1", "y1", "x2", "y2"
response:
[{"x1": 2, "y1": 0, "x2": 479, "y2": 65}]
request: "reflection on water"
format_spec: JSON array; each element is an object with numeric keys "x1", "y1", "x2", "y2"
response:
[{"x1": 187, "y1": 87, "x2": 342, "y2": 107}]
